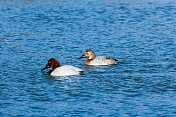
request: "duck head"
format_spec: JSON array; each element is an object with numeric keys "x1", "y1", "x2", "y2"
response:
[
  {"x1": 42, "y1": 58, "x2": 61, "y2": 71},
  {"x1": 78, "y1": 49, "x2": 95, "y2": 59}
]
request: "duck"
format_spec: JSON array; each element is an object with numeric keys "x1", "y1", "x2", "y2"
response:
[
  {"x1": 78, "y1": 49, "x2": 118, "y2": 66},
  {"x1": 41, "y1": 58, "x2": 85, "y2": 76}
]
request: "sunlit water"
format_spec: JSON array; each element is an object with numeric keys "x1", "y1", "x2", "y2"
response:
[{"x1": 0, "y1": 0, "x2": 176, "y2": 116}]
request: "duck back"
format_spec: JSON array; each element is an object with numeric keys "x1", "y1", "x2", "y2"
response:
[{"x1": 89, "y1": 56, "x2": 118, "y2": 66}]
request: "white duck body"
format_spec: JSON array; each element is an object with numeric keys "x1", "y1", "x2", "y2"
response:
[
  {"x1": 51, "y1": 65, "x2": 84, "y2": 76},
  {"x1": 88, "y1": 56, "x2": 118, "y2": 66}
]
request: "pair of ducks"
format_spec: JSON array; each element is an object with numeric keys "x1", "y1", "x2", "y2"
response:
[{"x1": 42, "y1": 49, "x2": 118, "y2": 76}]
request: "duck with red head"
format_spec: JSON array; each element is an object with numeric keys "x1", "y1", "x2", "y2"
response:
[
  {"x1": 78, "y1": 49, "x2": 118, "y2": 66},
  {"x1": 42, "y1": 58, "x2": 85, "y2": 76}
]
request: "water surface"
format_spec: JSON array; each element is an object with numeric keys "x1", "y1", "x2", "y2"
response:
[{"x1": 0, "y1": 0, "x2": 176, "y2": 116}]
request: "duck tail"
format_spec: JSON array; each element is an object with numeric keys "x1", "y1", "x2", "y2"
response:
[
  {"x1": 79, "y1": 71, "x2": 87, "y2": 75},
  {"x1": 113, "y1": 58, "x2": 119, "y2": 64}
]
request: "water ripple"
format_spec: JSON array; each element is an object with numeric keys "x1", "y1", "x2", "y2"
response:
[{"x1": 0, "y1": 0, "x2": 176, "y2": 116}]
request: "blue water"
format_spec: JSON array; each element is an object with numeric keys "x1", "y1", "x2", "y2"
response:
[{"x1": 0, "y1": 0, "x2": 176, "y2": 116}]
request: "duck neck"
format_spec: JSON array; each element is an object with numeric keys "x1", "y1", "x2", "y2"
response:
[
  {"x1": 48, "y1": 70, "x2": 53, "y2": 75},
  {"x1": 85, "y1": 59, "x2": 93, "y2": 65}
]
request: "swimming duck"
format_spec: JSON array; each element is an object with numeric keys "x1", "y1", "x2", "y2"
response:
[
  {"x1": 78, "y1": 49, "x2": 118, "y2": 66},
  {"x1": 42, "y1": 58, "x2": 85, "y2": 76}
]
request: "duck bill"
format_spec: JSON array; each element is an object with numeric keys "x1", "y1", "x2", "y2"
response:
[
  {"x1": 78, "y1": 54, "x2": 85, "y2": 59},
  {"x1": 41, "y1": 63, "x2": 50, "y2": 71}
]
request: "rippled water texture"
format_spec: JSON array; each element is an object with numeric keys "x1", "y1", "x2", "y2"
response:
[{"x1": 0, "y1": 0, "x2": 176, "y2": 116}]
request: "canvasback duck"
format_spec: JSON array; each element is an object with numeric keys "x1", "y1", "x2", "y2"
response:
[
  {"x1": 78, "y1": 49, "x2": 118, "y2": 66},
  {"x1": 42, "y1": 58, "x2": 85, "y2": 76}
]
